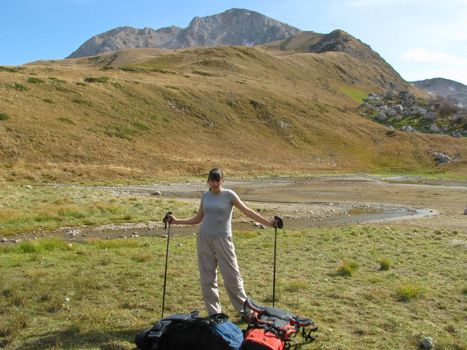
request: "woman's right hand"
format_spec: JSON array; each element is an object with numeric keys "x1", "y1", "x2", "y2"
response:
[{"x1": 163, "y1": 211, "x2": 175, "y2": 227}]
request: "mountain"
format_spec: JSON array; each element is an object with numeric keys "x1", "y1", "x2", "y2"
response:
[
  {"x1": 411, "y1": 78, "x2": 467, "y2": 108},
  {"x1": 67, "y1": 26, "x2": 182, "y2": 59},
  {"x1": 67, "y1": 9, "x2": 300, "y2": 58}
]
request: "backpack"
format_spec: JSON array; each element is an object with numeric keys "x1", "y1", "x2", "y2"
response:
[
  {"x1": 135, "y1": 311, "x2": 243, "y2": 350},
  {"x1": 241, "y1": 298, "x2": 318, "y2": 350}
]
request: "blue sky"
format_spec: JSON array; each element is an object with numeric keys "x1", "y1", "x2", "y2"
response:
[{"x1": 1, "y1": 0, "x2": 466, "y2": 84}]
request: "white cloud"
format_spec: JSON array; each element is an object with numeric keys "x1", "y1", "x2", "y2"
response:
[{"x1": 401, "y1": 48, "x2": 467, "y2": 65}]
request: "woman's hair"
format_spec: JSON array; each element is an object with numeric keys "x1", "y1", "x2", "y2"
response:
[{"x1": 207, "y1": 168, "x2": 223, "y2": 182}]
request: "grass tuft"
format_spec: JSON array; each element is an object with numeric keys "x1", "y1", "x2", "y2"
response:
[
  {"x1": 396, "y1": 284, "x2": 425, "y2": 302},
  {"x1": 379, "y1": 258, "x2": 392, "y2": 271},
  {"x1": 337, "y1": 260, "x2": 359, "y2": 277},
  {"x1": 0, "y1": 112, "x2": 10, "y2": 121},
  {"x1": 11, "y1": 83, "x2": 28, "y2": 91}
]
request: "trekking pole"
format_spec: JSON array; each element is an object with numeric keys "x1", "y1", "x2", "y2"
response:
[
  {"x1": 272, "y1": 216, "x2": 283, "y2": 307},
  {"x1": 161, "y1": 211, "x2": 173, "y2": 318},
  {"x1": 272, "y1": 223, "x2": 278, "y2": 307}
]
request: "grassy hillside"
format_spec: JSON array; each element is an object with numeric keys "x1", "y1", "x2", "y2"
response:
[{"x1": 0, "y1": 44, "x2": 466, "y2": 182}]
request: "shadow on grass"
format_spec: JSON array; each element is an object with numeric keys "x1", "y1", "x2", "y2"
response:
[{"x1": 19, "y1": 326, "x2": 140, "y2": 350}]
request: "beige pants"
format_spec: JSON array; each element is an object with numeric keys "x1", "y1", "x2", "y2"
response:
[{"x1": 197, "y1": 233, "x2": 247, "y2": 315}]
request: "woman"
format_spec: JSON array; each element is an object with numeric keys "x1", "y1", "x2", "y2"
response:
[{"x1": 168, "y1": 168, "x2": 278, "y2": 318}]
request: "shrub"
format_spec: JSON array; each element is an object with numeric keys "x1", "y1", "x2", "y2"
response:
[
  {"x1": 396, "y1": 284, "x2": 424, "y2": 301},
  {"x1": 379, "y1": 258, "x2": 391, "y2": 271},
  {"x1": 84, "y1": 76, "x2": 109, "y2": 83},
  {"x1": 337, "y1": 260, "x2": 359, "y2": 277},
  {"x1": 0, "y1": 113, "x2": 9, "y2": 121},
  {"x1": 27, "y1": 77, "x2": 44, "y2": 84},
  {"x1": 11, "y1": 83, "x2": 28, "y2": 91}
]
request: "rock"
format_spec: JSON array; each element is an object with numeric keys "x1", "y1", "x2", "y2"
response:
[
  {"x1": 420, "y1": 336, "x2": 434, "y2": 349},
  {"x1": 418, "y1": 108, "x2": 428, "y2": 116},
  {"x1": 430, "y1": 124, "x2": 440, "y2": 132},
  {"x1": 378, "y1": 105, "x2": 389, "y2": 113},
  {"x1": 151, "y1": 190, "x2": 162, "y2": 196},
  {"x1": 433, "y1": 152, "x2": 452, "y2": 164},
  {"x1": 401, "y1": 125, "x2": 414, "y2": 132},
  {"x1": 394, "y1": 104, "x2": 404, "y2": 113},
  {"x1": 13, "y1": 239, "x2": 21, "y2": 244},
  {"x1": 463, "y1": 207, "x2": 467, "y2": 215},
  {"x1": 25, "y1": 185, "x2": 33, "y2": 190},
  {"x1": 1, "y1": 237, "x2": 7, "y2": 243},
  {"x1": 66, "y1": 229, "x2": 80, "y2": 236},
  {"x1": 424, "y1": 112, "x2": 437, "y2": 120}
]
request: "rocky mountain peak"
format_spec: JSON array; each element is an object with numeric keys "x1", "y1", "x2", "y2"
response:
[{"x1": 67, "y1": 8, "x2": 300, "y2": 58}]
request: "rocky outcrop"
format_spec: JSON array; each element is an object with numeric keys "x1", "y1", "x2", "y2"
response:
[
  {"x1": 68, "y1": 26, "x2": 181, "y2": 58},
  {"x1": 67, "y1": 9, "x2": 299, "y2": 58},
  {"x1": 360, "y1": 91, "x2": 467, "y2": 137}
]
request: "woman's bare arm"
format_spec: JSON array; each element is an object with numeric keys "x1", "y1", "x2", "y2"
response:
[
  {"x1": 171, "y1": 202, "x2": 204, "y2": 225},
  {"x1": 232, "y1": 197, "x2": 275, "y2": 227}
]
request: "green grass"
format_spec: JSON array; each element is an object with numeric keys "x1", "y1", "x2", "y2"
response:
[
  {"x1": 27, "y1": 77, "x2": 45, "y2": 84},
  {"x1": 0, "y1": 226, "x2": 465, "y2": 349},
  {"x1": 9, "y1": 83, "x2": 28, "y2": 91},
  {"x1": 0, "y1": 185, "x2": 196, "y2": 236},
  {"x1": 396, "y1": 284, "x2": 425, "y2": 302},
  {"x1": 84, "y1": 76, "x2": 110, "y2": 83},
  {"x1": 336, "y1": 260, "x2": 359, "y2": 277},
  {"x1": 379, "y1": 258, "x2": 391, "y2": 271},
  {"x1": 341, "y1": 86, "x2": 367, "y2": 104},
  {"x1": 0, "y1": 112, "x2": 10, "y2": 121}
]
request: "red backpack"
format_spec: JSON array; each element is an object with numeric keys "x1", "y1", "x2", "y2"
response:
[{"x1": 241, "y1": 298, "x2": 318, "y2": 350}]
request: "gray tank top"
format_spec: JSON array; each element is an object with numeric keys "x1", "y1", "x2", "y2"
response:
[{"x1": 199, "y1": 189, "x2": 239, "y2": 237}]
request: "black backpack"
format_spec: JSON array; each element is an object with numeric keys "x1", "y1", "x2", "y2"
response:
[{"x1": 135, "y1": 311, "x2": 243, "y2": 350}]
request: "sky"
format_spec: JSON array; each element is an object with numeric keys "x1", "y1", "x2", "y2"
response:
[{"x1": 1, "y1": 0, "x2": 466, "y2": 85}]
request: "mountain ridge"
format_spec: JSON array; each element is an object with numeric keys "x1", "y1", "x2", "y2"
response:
[
  {"x1": 411, "y1": 78, "x2": 467, "y2": 108},
  {"x1": 67, "y1": 8, "x2": 300, "y2": 58}
]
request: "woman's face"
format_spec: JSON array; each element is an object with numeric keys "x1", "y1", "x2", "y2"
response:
[{"x1": 208, "y1": 178, "x2": 223, "y2": 192}]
